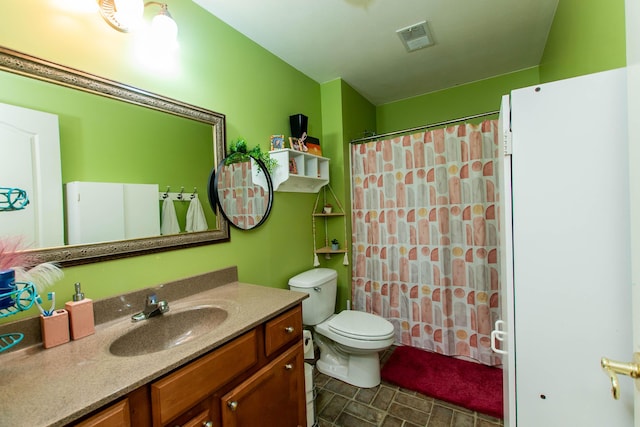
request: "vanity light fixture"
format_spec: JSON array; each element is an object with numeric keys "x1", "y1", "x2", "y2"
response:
[
  {"x1": 98, "y1": 0, "x2": 178, "y2": 42},
  {"x1": 98, "y1": 0, "x2": 144, "y2": 32},
  {"x1": 147, "y1": 2, "x2": 178, "y2": 44}
]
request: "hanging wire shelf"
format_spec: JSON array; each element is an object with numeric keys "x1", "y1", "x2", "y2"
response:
[
  {"x1": 0, "y1": 186, "x2": 29, "y2": 211},
  {"x1": 0, "y1": 281, "x2": 37, "y2": 353}
]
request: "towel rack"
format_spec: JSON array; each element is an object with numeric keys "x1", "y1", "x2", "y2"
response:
[{"x1": 159, "y1": 186, "x2": 199, "y2": 202}]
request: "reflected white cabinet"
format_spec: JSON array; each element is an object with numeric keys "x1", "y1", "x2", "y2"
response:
[
  {"x1": 268, "y1": 149, "x2": 329, "y2": 193},
  {"x1": 66, "y1": 182, "x2": 160, "y2": 245}
]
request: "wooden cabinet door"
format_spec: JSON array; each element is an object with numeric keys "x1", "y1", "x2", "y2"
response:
[
  {"x1": 180, "y1": 409, "x2": 212, "y2": 427},
  {"x1": 74, "y1": 399, "x2": 131, "y2": 427},
  {"x1": 221, "y1": 342, "x2": 305, "y2": 427},
  {"x1": 151, "y1": 330, "x2": 257, "y2": 426},
  {"x1": 264, "y1": 305, "x2": 302, "y2": 357}
]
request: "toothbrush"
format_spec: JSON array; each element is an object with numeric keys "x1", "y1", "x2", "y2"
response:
[
  {"x1": 47, "y1": 292, "x2": 55, "y2": 316},
  {"x1": 34, "y1": 296, "x2": 46, "y2": 316},
  {"x1": 35, "y1": 292, "x2": 56, "y2": 316}
]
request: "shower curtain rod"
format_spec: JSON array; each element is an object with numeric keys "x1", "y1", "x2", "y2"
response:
[{"x1": 349, "y1": 110, "x2": 500, "y2": 144}]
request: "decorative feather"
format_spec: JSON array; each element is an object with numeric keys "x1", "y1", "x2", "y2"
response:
[
  {"x1": 343, "y1": 252, "x2": 349, "y2": 266},
  {"x1": 14, "y1": 262, "x2": 63, "y2": 293},
  {"x1": 313, "y1": 254, "x2": 320, "y2": 267},
  {"x1": 0, "y1": 238, "x2": 64, "y2": 293},
  {"x1": 0, "y1": 237, "x2": 32, "y2": 272}
]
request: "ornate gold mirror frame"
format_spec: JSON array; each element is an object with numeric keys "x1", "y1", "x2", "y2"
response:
[{"x1": 0, "y1": 46, "x2": 230, "y2": 266}]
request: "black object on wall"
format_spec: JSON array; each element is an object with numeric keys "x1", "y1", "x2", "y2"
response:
[{"x1": 289, "y1": 114, "x2": 308, "y2": 138}]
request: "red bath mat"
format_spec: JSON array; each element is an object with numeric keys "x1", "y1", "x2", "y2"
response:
[{"x1": 381, "y1": 346, "x2": 503, "y2": 419}]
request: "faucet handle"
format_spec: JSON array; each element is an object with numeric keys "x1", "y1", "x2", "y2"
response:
[
  {"x1": 146, "y1": 293, "x2": 158, "y2": 306},
  {"x1": 158, "y1": 300, "x2": 170, "y2": 314}
]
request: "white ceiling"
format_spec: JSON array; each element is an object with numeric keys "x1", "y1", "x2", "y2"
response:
[{"x1": 193, "y1": 0, "x2": 559, "y2": 105}]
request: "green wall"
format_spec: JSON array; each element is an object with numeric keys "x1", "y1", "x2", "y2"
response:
[
  {"x1": 539, "y1": 0, "x2": 626, "y2": 83},
  {"x1": 319, "y1": 79, "x2": 376, "y2": 310},
  {"x1": 0, "y1": 0, "x2": 323, "y2": 321},
  {"x1": 375, "y1": 68, "x2": 540, "y2": 134}
]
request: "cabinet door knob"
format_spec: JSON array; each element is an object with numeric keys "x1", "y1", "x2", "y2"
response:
[
  {"x1": 202, "y1": 422, "x2": 213, "y2": 427},
  {"x1": 285, "y1": 363, "x2": 293, "y2": 370},
  {"x1": 285, "y1": 326, "x2": 294, "y2": 333},
  {"x1": 227, "y1": 400, "x2": 238, "y2": 411}
]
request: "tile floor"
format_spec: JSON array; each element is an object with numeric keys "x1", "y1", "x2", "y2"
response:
[{"x1": 311, "y1": 347, "x2": 504, "y2": 427}]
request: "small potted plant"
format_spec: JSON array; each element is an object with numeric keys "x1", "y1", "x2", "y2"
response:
[
  {"x1": 226, "y1": 137, "x2": 278, "y2": 174},
  {"x1": 331, "y1": 238, "x2": 339, "y2": 251},
  {"x1": 323, "y1": 204, "x2": 333, "y2": 214}
]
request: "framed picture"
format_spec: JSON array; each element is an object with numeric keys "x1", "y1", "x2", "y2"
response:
[
  {"x1": 305, "y1": 136, "x2": 322, "y2": 156},
  {"x1": 289, "y1": 137, "x2": 306, "y2": 152},
  {"x1": 289, "y1": 159, "x2": 298, "y2": 174},
  {"x1": 270, "y1": 134, "x2": 285, "y2": 150}
]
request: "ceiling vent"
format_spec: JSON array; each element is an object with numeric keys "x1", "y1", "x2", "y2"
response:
[{"x1": 396, "y1": 21, "x2": 434, "y2": 52}]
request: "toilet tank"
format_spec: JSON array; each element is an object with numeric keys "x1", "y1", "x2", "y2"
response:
[{"x1": 288, "y1": 268, "x2": 337, "y2": 325}]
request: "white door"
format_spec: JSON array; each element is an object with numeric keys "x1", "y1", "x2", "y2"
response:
[
  {"x1": 507, "y1": 68, "x2": 633, "y2": 426},
  {"x1": 600, "y1": 2, "x2": 640, "y2": 424},
  {"x1": 0, "y1": 102, "x2": 63, "y2": 248},
  {"x1": 624, "y1": 0, "x2": 640, "y2": 422},
  {"x1": 495, "y1": 94, "x2": 516, "y2": 426},
  {"x1": 497, "y1": 5, "x2": 640, "y2": 425}
]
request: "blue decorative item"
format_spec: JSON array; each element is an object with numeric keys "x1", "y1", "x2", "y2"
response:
[
  {"x1": 0, "y1": 271, "x2": 36, "y2": 315},
  {"x1": 0, "y1": 273, "x2": 37, "y2": 352},
  {"x1": 0, "y1": 333, "x2": 24, "y2": 353},
  {"x1": 0, "y1": 187, "x2": 29, "y2": 211},
  {"x1": 0, "y1": 269, "x2": 16, "y2": 309}
]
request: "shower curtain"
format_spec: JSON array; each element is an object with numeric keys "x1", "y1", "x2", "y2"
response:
[{"x1": 350, "y1": 120, "x2": 502, "y2": 366}]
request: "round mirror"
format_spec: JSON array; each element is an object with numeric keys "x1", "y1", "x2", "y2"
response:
[{"x1": 208, "y1": 155, "x2": 274, "y2": 230}]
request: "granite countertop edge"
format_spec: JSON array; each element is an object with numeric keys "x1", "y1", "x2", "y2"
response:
[{"x1": 0, "y1": 267, "x2": 307, "y2": 427}]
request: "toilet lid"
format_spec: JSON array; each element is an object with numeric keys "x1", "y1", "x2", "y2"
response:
[{"x1": 328, "y1": 311, "x2": 395, "y2": 340}]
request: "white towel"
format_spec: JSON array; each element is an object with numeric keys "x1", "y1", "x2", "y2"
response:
[
  {"x1": 186, "y1": 197, "x2": 208, "y2": 232},
  {"x1": 160, "y1": 198, "x2": 180, "y2": 235}
]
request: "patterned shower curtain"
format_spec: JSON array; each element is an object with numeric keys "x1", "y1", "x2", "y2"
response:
[{"x1": 350, "y1": 120, "x2": 502, "y2": 366}]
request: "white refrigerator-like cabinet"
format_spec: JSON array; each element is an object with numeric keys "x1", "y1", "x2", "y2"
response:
[{"x1": 493, "y1": 68, "x2": 634, "y2": 426}]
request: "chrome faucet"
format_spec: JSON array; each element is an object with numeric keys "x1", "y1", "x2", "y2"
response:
[{"x1": 131, "y1": 293, "x2": 169, "y2": 322}]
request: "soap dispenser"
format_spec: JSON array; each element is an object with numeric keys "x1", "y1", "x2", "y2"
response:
[{"x1": 65, "y1": 282, "x2": 95, "y2": 340}]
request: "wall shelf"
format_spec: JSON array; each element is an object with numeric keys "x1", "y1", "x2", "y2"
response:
[
  {"x1": 314, "y1": 247, "x2": 348, "y2": 255},
  {"x1": 312, "y1": 185, "x2": 348, "y2": 265},
  {"x1": 269, "y1": 149, "x2": 329, "y2": 193},
  {"x1": 312, "y1": 213, "x2": 345, "y2": 218}
]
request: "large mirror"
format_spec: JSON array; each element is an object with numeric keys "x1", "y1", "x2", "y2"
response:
[
  {"x1": 210, "y1": 156, "x2": 274, "y2": 230},
  {"x1": 0, "y1": 47, "x2": 229, "y2": 266}
]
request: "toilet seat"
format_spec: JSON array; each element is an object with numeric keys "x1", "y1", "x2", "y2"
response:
[
  {"x1": 327, "y1": 311, "x2": 395, "y2": 341},
  {"x1": 315, "y1": 312, "x2": 395, "y2": 352}
]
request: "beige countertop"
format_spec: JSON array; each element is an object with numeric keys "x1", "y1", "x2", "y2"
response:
[{"x1": 0, "y1": 267, "x2": 306, "y2": 427}]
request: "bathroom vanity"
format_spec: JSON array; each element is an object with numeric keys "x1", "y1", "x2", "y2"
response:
[{"x1": 0, "y1": 267, "x2": 307, "y2": 427}]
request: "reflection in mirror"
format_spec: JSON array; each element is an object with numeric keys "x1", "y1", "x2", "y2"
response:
[
  {"x1": 210, "y1": 156, "x2": 274, "y2": 230},
  {"x1": 0, "y1": 47, "x2": 229, "y2": 266}
]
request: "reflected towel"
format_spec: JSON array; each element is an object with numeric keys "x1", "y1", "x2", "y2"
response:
[
  {"x1": 160, "y1": 198, "x2": 180, "y2": 235},
  {"x1": 186, "y1": 196, "x2": 208, "y2": 232}
]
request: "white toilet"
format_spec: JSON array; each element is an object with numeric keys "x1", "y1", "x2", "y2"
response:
[{"x1": 289, "y1": 268, "x2": 395, "y2": 388}]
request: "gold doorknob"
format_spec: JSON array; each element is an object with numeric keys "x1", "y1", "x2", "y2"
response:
[{"x1": 600, "y1": 352, "x2": 640, "y2": 399}]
